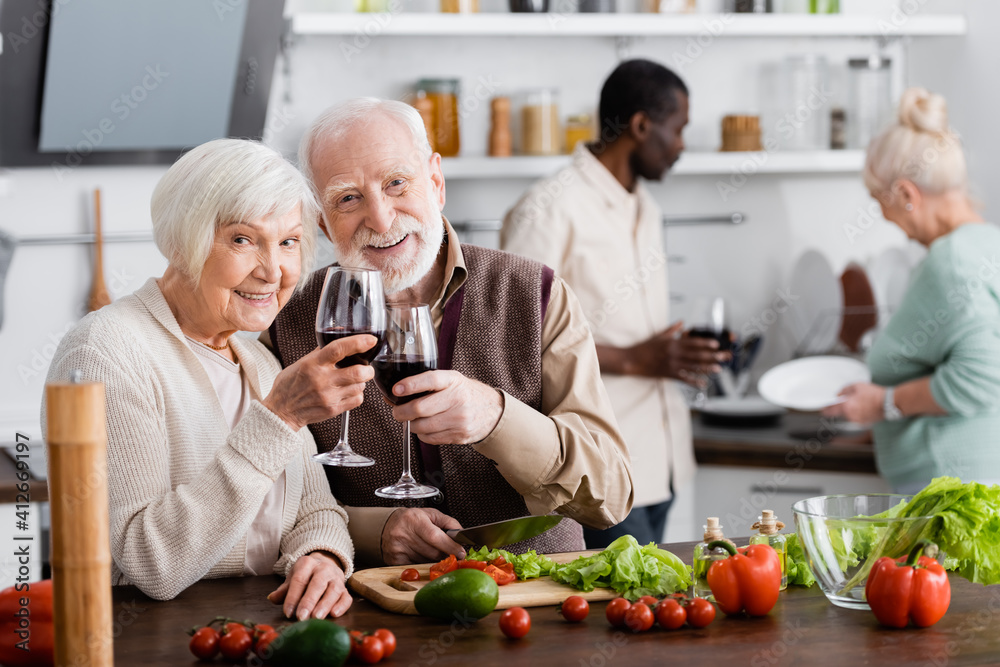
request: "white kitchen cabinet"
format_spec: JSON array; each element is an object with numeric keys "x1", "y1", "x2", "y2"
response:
[{"x1": 665, "y1": 464, "x2": 890, "y2": 544}]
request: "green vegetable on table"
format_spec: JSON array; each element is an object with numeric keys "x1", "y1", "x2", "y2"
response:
[
  {"x1": 837, "y1": 477, "x2": 1000, "y2": 593},
  {"x1": 463, "y1": 546, "x2": 555, "y2": 580},
  {"x1": 784, "y1": 533, "x2": 816, "y2": 588},
  {"x1": 546, "y1": 535, "x2": 692, "y2": 601}
]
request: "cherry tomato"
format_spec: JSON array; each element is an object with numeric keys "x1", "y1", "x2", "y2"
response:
[
  {"x1": 484, "y1": 564, "x2": 516, "y2": 586},
  {"x1": 188, "y1": 627, "x2": 220, "y2": 660},
  {"x1": 355, "y1": 635, "x2": 385, "y2": 665},
  {"x1": 499, "y1": 607, "x2": 532, "y2": 639},
  {"x1": 373, "y1": 628, "x2": 397, "y2": 658},
  {"x1": 253, "y1": 624, "x2": 275, "y2": 647},
  {"x1": 605, "y1": 598, "x2": 631, "y2": 628},
  {"x1": 255, "y1": 630, "x2": 280, "y2": 659},
  {"x1": 637, "y1": 595, "x2": 659, "y2": 606},
  {"x1": 624, "y1": 603, "x2": 655, "y2": 633},
  {"x1": 429, "y1": 554, "x2": 458, "y2": 580},
  {"x1": 560, "y1": 596, "x2": 589, "y2": 623},
  {"x1": 686, "y1": 598, "x2": 717, "y2": 628},
  {"x1": 219, "y1": 628, "x2": 253, "y2": 660},
  {"x1": 348, "y1": 630, "x2": 364, "y2": 659},
  {"x1": 401, "y1": 568, "x2": 420, "y2": 582},
  {"x1": 655, "y1": 599, "x2": 687, "y2": 630},
  {"x1": 223, "y1": 621, "x2": 249, "y2": 635}
]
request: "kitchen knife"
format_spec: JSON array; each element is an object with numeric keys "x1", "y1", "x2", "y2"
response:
[{"x1": 445, "y1": 515, "x2": 563, "y2": 549}]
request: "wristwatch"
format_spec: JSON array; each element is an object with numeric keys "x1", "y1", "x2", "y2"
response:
[{"x1": 883, "y1": 386, "x2": 904, "y2": 421}]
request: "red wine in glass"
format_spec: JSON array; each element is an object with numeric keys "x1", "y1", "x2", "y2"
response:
[
  {"x1": 312, "y1": 266, "x2": 386, "y2": 468},
  {"x1": 374, "y1": 304, "x2": 440, "y2": 500},
  {"x1": 317, "y1": 327, "x2": 387, "y2": 367},
  {"x1": 373, "y1": 355, "x2": 437, "y2": 405},
  {"x1": 688, "y1": 327, "x2": 733, "y2": 352}
]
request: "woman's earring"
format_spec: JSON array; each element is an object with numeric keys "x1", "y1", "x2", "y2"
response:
[{"x1": 905, "y1": 203, "x2": 914, "y2": 211}]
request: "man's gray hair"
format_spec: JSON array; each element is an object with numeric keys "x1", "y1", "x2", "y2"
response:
[
  {"x1": 151, "y1": 138, "x2": 320, "y2": 289},
  {"x1": 298, "y1": 97, "x2": 433, "y2": 194}
]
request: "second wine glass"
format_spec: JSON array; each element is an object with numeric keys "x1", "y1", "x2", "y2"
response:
[
  {"x1": 372, "y1": 304, "x2": 440, "y2": 499},
  {"x1": 313, "y1": 266, "x2": 386, "y2": 467}
]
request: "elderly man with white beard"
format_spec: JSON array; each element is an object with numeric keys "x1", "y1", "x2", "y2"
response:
[{"x1": 267, "y1": 98, "x2": 633, "y2": 566}]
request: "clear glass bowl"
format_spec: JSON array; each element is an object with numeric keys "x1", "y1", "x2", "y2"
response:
[{"x1": 792, "y1": 494, "x2": 938, "y2": 610}]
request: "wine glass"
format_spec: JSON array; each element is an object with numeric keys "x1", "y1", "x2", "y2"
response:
[
  {"x1": 313, "y1": 266, "x2": 386, "y2": 467},
  {"x1": 687, "y1": 296, "x2": 732, "y2": 404},
  {"x1": 372, "y1": 304, "x2": 440, "y2": 499}
]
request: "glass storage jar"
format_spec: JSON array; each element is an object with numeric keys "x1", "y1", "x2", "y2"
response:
[
  {"x1": 517, "y1": 89, "x2": 560, "y2": 156},
  {"x1": 847, "y1": 56, "x2": 892, "y2": 150},
  {"x1": 417, "y1": 78, "x2": 461, "y2": 157}
]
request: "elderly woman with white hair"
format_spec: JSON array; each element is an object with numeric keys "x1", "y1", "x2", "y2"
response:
[
  {"x1": 825, "y1": 87, "x2": 1000, "y2": 493},
  {"x1": 42, "y1": 139, "x2": 377, "y2": 619}
]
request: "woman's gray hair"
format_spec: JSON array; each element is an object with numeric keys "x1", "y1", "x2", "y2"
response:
[
  {"x1": 298, "y1": 97, "x2": 433, "y2": 194},
  {"x1": 151, "y1": 138, "x2": 320, "y2": 288}
]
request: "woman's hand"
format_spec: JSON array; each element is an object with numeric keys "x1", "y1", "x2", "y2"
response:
[
  {"x1": 267, "y1": 551, "x2": 352, "y2": 620},
  {"x1": 263, "y1": 334, "x2": 377, "y2": 431},
  {"x1": 822, "y1": 382, "x2": 886, "y2": 424}
]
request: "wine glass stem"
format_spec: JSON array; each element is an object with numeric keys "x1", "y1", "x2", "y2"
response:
[
  {"x1": 400, "y1": 421, "x2": 416, "y2": 483},
  {"x1": 336, "y1": 409, "x2": 353, "y2": 452}
]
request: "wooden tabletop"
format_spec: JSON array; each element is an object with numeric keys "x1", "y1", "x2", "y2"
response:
[{"x1": 111, "y1": 540, "x2": 1000, "y2": 666}]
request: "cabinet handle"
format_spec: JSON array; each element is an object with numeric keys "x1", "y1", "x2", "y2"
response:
[{"x1": 750, "y1": 485, "x2": 824, "y2": 496}]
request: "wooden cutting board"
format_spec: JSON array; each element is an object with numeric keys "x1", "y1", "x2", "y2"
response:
[{"x1": 348, "y1": 550, "x2": 620, "y2": 615}]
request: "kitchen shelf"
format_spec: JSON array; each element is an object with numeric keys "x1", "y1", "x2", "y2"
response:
[
  {"x1": 441, "y1": 150, "x2": 865, "y2": 179},
  {"x1": 290, "y1": 13, "x2": 967, "y2": 38}
]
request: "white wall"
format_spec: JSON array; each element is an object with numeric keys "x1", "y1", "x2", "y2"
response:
[{"x1": 0, "y1": 0, "x2": 985, "y2": 438}]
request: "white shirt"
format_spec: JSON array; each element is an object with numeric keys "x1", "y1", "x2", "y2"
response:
[
  {"x1": 502, "y1": 143, "x2": 695, "y2": 507},
  {"x1": 187, "y1": 338, "x2": 286, "y2": 576}
]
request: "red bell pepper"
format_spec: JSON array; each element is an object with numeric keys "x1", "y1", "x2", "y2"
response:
[
  {"x1": 0, "y1": 579, "x2": 53, "y2": 667},
  {"x1": 429, "y1": 554, "x2": 458, "y2": 581},
  {"x1": 706, "y1": 540, "x2": 782, "y2": 616},
  {"x1": 455, "y1": 560, "x2": 488, "y2": 572},
  {"x1": 865, "y1": 540, "x2": 951, "y2": 629}
]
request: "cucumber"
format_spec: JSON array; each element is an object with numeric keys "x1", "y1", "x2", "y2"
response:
[
  {"x1": 265, "y1": 618, "x2": 350, "y2": 667},
  {"x1": 414, "y1": 568, "x2": 500, "y2": 621}
]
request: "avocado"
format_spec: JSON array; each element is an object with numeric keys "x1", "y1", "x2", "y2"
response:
[
  {"x1": 265, "y1": 618, "x2": 350, "y2": 667},
  {"x1": 413, "y1": 568, "x2": 500, "y2": 621}
]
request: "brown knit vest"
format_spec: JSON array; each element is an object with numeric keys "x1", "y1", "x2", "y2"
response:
[{"x1": 270, "y1": 243, "x2": 585, "y2": 555}]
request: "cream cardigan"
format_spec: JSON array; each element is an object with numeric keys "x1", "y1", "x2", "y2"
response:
[{"x1": 41, "y1": 279, "x2": 354, "y2": 600}]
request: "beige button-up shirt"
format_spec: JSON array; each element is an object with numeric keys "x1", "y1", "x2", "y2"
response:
[
  {"x1": 269, "y1": 220, "x2": 634, "y2": 565},
  {"x1": 502, "y1": 143, "x2": 695, "y2": 508}
]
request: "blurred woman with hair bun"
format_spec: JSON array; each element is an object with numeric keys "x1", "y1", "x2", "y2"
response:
[{"x1": 824, "y1": 87, "x2": 1000, "y2": 493}]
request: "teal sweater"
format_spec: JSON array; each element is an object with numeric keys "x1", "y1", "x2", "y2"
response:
[{"x1": 868, "y1": 223, "x2": 1000, "y2": 489}]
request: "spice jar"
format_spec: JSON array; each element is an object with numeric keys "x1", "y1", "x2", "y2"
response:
[
  {"x1": 518, "y1": 89, "x2": 560, "y2": 156},
  {"x1": 489, "y1": 97, "x2": 513, "y2": 157},
  {"x1": 750, "y1": 510, "x2": 788, "y2": 591},
  {"x1": 417, "y1": 79, "x2": 461, "y2": 158},
  {"x1": 564, "y1": 114, "x2": 594, "y2": 154}
]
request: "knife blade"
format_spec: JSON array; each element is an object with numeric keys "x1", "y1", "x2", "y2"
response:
[{"x1": 445, "y1": 515, "x2": 563, "y2": 549}]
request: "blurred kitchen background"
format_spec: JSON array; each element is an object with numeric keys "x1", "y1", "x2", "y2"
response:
[{"x1": 0, "y1": 0, "x2": 995, "y2": 564}]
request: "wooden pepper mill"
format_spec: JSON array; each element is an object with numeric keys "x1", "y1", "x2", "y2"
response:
[
  {"x1": 46, "y1": 372, "x2": 114, "y2": 667},
  {"x1": 489, "y1": 96, "x2": 512, "y2": 157}
]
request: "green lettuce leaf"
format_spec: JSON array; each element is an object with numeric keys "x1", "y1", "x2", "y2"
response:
[
  {"x1": 548, "y1": 535, "x2": 691, "y2": 600},
  {"x1": 463, "y1": 546, "x2": 555, "y2": 580},
  {"x1": 838, "y1": 477, "x2": 1000, "y2": 593},
  {"x1": 784, "y1": 533, "x2": 816, "y2": 588}
]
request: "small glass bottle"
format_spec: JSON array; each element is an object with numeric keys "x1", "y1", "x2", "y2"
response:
[
  {"x1": 750, "y1": 509, "x2": 788, "y2": 591},
  {"x1": 692, "y1": 517, "x2": 732, "y2": 601}
]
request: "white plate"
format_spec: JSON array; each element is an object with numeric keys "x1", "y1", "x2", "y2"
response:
[
  {"x1": 699, "y1": 396, "x2": 786, "y2": 418},
  {"x1": 788, "y1": 250, "x2": 843, "y2": 355},
  {"x1": 757, "y1": 356, "x2": 871, "y2": 411}
]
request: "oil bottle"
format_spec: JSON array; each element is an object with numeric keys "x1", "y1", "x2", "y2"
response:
[
  {"x1": 750, "y1": 509, "x2": 787, "y2": 591},
  {"x1": 692, "y1": 517, "x2": 734, "y2": 601}
]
